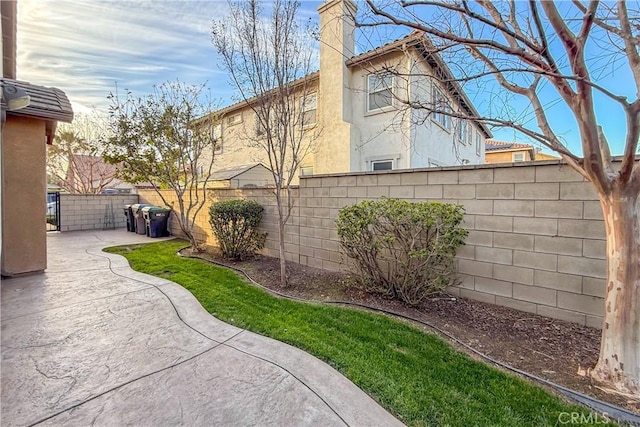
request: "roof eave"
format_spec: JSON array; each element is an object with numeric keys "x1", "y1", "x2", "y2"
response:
[{"x1": 206, "y1": 72, "x2": 320, "y2": 120}]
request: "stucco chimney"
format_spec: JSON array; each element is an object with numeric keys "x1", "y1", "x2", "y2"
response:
[
  {"x1": 315, "y1": 0, "x2": 357, "y2": 174},
  {"x1": 317, "y1": 0, "x2": 356, "y2": 123}
]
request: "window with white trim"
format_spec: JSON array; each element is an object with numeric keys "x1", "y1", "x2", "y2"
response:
[
  {"x1": 300, "y1": 166, "x2": 314, "y2": 176},
  {"x1": 227, "y1": 113, "x2": 242, "y2": 126},
  {"x1": 512, "y1": 152, "x2": 525, "y2": 162},
  {"x1": 367, "y1": 73, "x2": 393, "y2": 112},
  {"x1": 301, "y1": 93, "x2": 317, "y2": 127},
  {"x1": 371, "y1": 160, "x2": 393, "y2": 171},
  {"x1": 432, "y1": 85, "x2": 451, "y2": 130},
  {"x1": 457, "y1": 120, "x2": 472, "y2": 145},
  {"x1": 475, "y1": 131, "x2": 482, "y2": 156},
  {"x1": 212, "y1": 123, "x2": 222, "y2": 154},
  {"x1": 255, "y1": 114, "x2": 265, "y2": 137}
]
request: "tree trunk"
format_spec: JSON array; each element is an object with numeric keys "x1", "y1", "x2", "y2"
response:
[
  {"x1": 278, "y1": 218, "x2": 287, "y2": 287},
  {"x1": 591, "y1": 190, "x2": 640, "y2": 395}
]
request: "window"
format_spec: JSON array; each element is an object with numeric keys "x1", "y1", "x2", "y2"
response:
[
  {"x1": 371, "y1": 160, "x2": 393, "y2": 171},
  {"x1": 301, "y1": 93, "x2": 317, "y2": 127},
  {"x1": 367, "y1": 73, "x2": 393, "y2": 112},
  {"x1": 256, "y1": 114, "x2": 265, "y2": 137},
  {"x1": 512, "y1": 152, "x2": 525, "y2": 162},
  {"x1": 432, "y1": 85, "x2": 451, "y2": 130},
  {"x1": 227, "y1": 113, "x2": 242, "y2": 126},
  {"x1": 457, "y1": 120, "x2": 472, "y2": 145},
  {"x1": 212, "y1": 123, "x2": 222, "y2": 154},
  {"x1": 300, "y1": 166, "x2": 314, "y2": 176},
  {"x1": 476, "y1": 132, "x2": 482, "y2": 156}
]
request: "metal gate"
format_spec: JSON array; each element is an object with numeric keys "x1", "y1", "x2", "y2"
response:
[{"x1": 46, "y1": 192, "x2": 60, "y2": 231}]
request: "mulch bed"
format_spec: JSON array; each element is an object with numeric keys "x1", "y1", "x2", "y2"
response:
[{"x1": 192, "y1": 247, "x2": 639, "y2": 415}]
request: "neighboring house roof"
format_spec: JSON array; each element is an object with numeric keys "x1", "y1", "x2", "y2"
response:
[
  {"x1": 209, "y1": 163, "x2": 269, "y2": 180},
  {"x1": 485, "y1": 140, "x2": 562, "y2": 162},
  {"x1": 346, "y1": 31, "x2": 492, "y2": 139},
  {"x1": 2, "y1": 78, "x2": 73, "y2": 123},
  {"x1": 485, "y1": 140, "x2": 535, "y2": 152}
]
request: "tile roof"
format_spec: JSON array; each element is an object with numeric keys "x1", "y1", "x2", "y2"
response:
[
  {"x1": 485, "y1": 139, "x2": 534, "y2": 151},
  {"x1": 2, "y1": 78, "x2": 73, "y2": 122}
]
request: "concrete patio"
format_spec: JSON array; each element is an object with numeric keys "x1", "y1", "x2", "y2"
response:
[{"x1": 1, "y1": 230, "x2": 402, "y2": 426}]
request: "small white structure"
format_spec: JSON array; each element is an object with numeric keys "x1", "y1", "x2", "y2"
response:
[{"x1": 207, "y1": 164, "x2": 272, "y2": 188}]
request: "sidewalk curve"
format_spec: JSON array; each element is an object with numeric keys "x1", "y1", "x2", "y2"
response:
[{"x1": 1, "y1": 230, "x2": 403, "y2": 427}]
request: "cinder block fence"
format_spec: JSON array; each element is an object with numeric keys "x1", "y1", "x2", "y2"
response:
[
  {"x1": 139, "y1": 160, "x2": 607, "y2": 329},
  {"x1": 59, "y1": 194, "x2": 139, "y2": 231}
]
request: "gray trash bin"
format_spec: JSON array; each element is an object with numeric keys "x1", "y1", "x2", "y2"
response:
[
  {"x1": 124, "y1": 205, "x2": 135, "y2": 232},
  {"x1": 131, "y1": 204, "x2": 151, "y2": 235}
]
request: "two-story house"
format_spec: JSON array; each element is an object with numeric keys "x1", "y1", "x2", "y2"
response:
[{"x1": 206, "y1": 0, "x2": 492, "y2": 178}]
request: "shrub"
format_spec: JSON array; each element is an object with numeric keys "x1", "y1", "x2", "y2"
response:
[
  {"x1": 336, "y1": 198, "x2": 468, "y2": 305},
  {"x1": 209, "y1": 199, "x2": 266, "y2": 260}
]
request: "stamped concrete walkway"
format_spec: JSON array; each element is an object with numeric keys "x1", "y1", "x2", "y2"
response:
[{"x1": 1, "y1": 230, "x2": 403, "y2": 427}]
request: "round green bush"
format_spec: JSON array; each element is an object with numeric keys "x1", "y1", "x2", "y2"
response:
[
  {"x1": 209, "y1": 199, "x2": 266, "y2": 260},
  {"x1": 336, "y1": 198, "x2": 468, "y2": 305}
]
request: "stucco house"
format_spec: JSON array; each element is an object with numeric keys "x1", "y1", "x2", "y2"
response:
[
  {"x1": 1, "y1": 0, "x2": 74, "y2": 276},
  {"x1": 206, "y1": 0, "x2": 492, "y2": 178},
  {"x1": 485, "y1": 139, "x2": 560, "y2": 164}
]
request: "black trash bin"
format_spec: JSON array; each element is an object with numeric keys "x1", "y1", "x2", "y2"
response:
[
  {"x1": 142, "y1": 206, "x2": 172, "y2": 238},
  {"x1": 131, "y1": 204, "x2": 151, "y2": 235},
  {"x1": 124, "y1": 205, "x2": 135, "y2": 232}
]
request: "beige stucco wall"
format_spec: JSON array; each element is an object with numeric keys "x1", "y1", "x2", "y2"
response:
[
  {"x1": 1, "y1": 116, "x2": 47, "y2": 276},
  {"x1": 486, "y1": 149, "x2": 533, "y2": 164},
  {"x1": 204, "y1": 85, "x2": 321, "y2": 185}
]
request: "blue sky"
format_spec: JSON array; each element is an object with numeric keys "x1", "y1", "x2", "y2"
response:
[{"x1": 17, "y1": 0, "x2": 634, "y2": 156}]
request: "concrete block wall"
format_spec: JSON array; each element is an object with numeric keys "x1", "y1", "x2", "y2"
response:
[
  {"x1": 140, "y1": 161, "x2": 608, "y2": 328},
  {"x1": 60, "y1": 194, "x2": 139, "y2": 231},
  {"x1": 298, "y1": 162, "x2": 606, "y2": 329},
  {"x1": 138, "y1": 188, "x2": 297, "y2": 261}
]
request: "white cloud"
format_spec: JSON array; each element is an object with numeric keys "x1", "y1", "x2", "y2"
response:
[{"x1": 17, "y1": 0, "x2": 232, "y2": 112}]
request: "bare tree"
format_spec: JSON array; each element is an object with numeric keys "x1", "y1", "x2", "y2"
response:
[
  {"x1": 357, "y1": 0, "x2": 640, "y2": 395},
  {"x1": 103, "y1": 81, "x2": 221, "y2": 252},
  {"x1": 212, "y1": 0, "x2": 318, "y2": 286},
  {"x1": 48, "y1": 113, "x2": 118, "y2": 194}
]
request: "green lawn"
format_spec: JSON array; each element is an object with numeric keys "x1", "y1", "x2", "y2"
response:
[{"x1": 106, "y1": 240, "x2": 596, "y2": 426}]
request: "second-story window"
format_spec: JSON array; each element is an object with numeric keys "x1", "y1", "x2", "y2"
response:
[
  {"x1": 256, "y1": 114, "x2": 265, "y2": 137},
  {"x1": 301, "y1": 93, "x2": 317, "y2": 127},
  {"x1": 367, "y1": 73, "x2": 393, "y2": 112},
  {"x1": 227, "y1": 113, "x2": 242, "y2": 126},
  {"x1": 212, "y1": 123, "x2": 222, "y2": 154},
  {"x1": 457, "y1": 120, "x2": 472, "y2": 145},
  {"x1": 432, "y1": 85, "x2": 452, "y2": 131},
  {"x1": 476, "y1": 131, "x2": 482, "y2": 156},
  {"x1": 513, "y1": 152, "x2": 525, "y2": 162}
]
